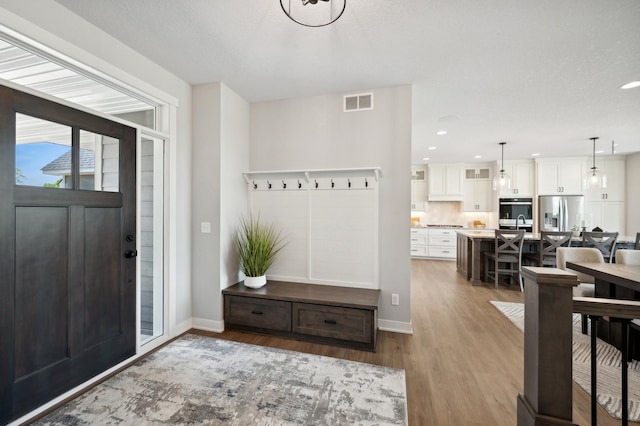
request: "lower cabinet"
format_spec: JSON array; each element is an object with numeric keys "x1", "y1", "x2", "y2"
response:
[
  {"x1": 223, "y1": 281, "x2": 380, "y2": 351},
  {"x1": 411, "y1": 228, "x2": 457, "y2": 259}
]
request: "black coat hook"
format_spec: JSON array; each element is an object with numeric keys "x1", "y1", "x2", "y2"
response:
[
  {"x1": 298, "y1": 180, "x2": 302, "y2": 189},
  {"x1": 267, "y1": 180, "x2": 272, "y2": 189},
  {"x1": 348, "y1": 179, "x2": 351, "y2": 188},
  {"x1": 315, "y1": 179, "x2": 319, "y2": 189},
  {"x1": 365, "y1": 178, "x2": 368, "y2": 188},
  {"x1": 252, "y1": 180, "x2": 257, "y2": 190},
  {"x1": 282, "y1": 180, "x2": 286, "y2": 189},
  {"x1": 331, "y1": 179, "x2": 335, "y2": 188}
]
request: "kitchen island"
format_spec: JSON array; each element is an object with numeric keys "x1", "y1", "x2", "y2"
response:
[{"x1": 456, "y1": 230, "x2": 637, "y2": 286}]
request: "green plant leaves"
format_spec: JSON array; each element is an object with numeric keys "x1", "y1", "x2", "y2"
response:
[{"x1": 235, "y1": 214, "x2": 287, "y2": 278}]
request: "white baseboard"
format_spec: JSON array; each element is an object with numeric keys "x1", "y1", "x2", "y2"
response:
[
  {"x1": 191, "y1": 317, "x2": 225, "y2": 333},
  {"x1": 172, "y1": 318, "x2": 193, "y2": 337},
  {"x1": 378, "y1": 319, "x2": 413, "y2": 334}
]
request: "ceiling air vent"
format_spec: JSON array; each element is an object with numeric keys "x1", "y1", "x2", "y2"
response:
[{"x1": 343, "y1": 93, "x2": 374, "y2": 112}]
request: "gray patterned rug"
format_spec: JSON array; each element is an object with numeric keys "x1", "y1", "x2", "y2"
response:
[
  {"x1": 36, "y1": 334, "x2": 407, "y2": 425},
  {"x1": 491, "y1": 300, "x2": 640, "y2": 421}
]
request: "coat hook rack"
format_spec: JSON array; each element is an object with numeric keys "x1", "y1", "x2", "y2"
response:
[
  {"x1": 298, "y1": 180, "x2": 302, "y2": 189},
  {"x1": 331, "y1": 179, "x2": 335, "y2": 188},
  {"x1": 348, "y1": 178, "x2": 351, "y2": 188},
  {"x1": 267, "y1": 180, "x2": 272, "y2": 189},
  {"x1": 282, "y1": 180, "x2": 287, "y2": 189},
  {"x1": 252, "y1": 180, "x2": 257, "y2": 190}
]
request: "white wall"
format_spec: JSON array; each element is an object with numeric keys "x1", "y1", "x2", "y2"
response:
[
  {"x1": 627, "y1": 152, "x2": 640, "y2": 236},
  {"x1": 191, "y1": 83, "x2": 249, "y2": 330},
  {"x1": 250, "y1": 86, "x2": 412, "y2": 331},
  {"x1": 0, "y1": 0, "x2": 194, "y2": 333}
]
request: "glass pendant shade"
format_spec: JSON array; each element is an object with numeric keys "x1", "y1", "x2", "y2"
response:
[
  {"x1": 493, "y1": 142, "x2": 512, "y2": 190},
  {"x1": 584, "y1": 137, "x2": 607, "y2": 189},
  {"x1": 280, "y1": 0, "x2": 346, "y2": 27},
  {"x1": 493, "y1": 170, "x2": 513, "y2": 191}
]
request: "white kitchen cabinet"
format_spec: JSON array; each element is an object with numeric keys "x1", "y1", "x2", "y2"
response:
[
  {"x1": 428, "y1": 164, "x2": 464, "y2": 201},
  {"x1": 584, "y1": 157, "x2": 625, "y2": 202},
  {"x1": 585, "y1": 201, "x2": 625, "y2": 235},
  {"x1": 536, "y1": 158, "x2": 584, "y2": 195},
  {"x1": 410, "y1": 228, "x2": 428, "y2": 257},
  {"x1": 497, "y1": 160, "x2": 533, "y2": 197},
  {"x1": 411, "y1": 166, "x2": 428, "y2": 210},
  {"x1": 463, "y1": 164, "x2": 494, "y2": 212},
  {"x1": 427, "y1": 228, "x2": 457, "y2": 259}
]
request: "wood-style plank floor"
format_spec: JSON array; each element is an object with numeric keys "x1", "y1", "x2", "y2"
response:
[{"x1": 196, "y1": 259, "x2": 637, "y2": 425}]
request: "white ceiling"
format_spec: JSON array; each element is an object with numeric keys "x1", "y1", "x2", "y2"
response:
[{"x1": 52, "y1": 0, "x2": 640, "y2": 165}]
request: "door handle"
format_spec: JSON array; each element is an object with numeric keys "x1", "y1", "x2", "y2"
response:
[{"x1": 124, "y1": 250, "x2": 138, "y2": 258}]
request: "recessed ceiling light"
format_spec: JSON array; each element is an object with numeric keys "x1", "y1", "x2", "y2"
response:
[
  {"x1": 621, "y1": 81, "x2": 640, "y2": 89},
  {"x1": 436, "y1": 130, "x2": 447, "y2": 135},
  {"x1": 531, "y1": 153, "x2": 540, "y2": 157},
  {"x1": 422, "y1": 157, "x2": 430, "y2": 161},
  {"x1": 428, "y1": 146, "x2": 437, "y2": 150},
  {"x1": 474, "y1": 155, "x2": 482, "y2": 159},
  {"x1": 595, "y1": 150, "x2": 604, "y2": 154}
]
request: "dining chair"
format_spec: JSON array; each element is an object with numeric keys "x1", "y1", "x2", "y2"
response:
[
  {"x1": 616, "y1": 249, "x2": 640, "y2": 265},
  {"x1": 635, "y1": 233, "x2": 640, "y2": 250},
  {"x1": 523, "y1": 230, "x2": 572, "y2": 267},
  {"x1": 557, "y1": 247, "x2": 605, "y2": 334},
  {"x1": 484, "y1": 230, "x2": 525, "y2": 291},
  {"x1": 582, "y1": 231, "x2": 619, "y2": 263}
]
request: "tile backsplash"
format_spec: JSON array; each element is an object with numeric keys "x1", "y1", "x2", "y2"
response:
[{"x1": 411, "y1": 201, "x2": 497, "y2": 229}]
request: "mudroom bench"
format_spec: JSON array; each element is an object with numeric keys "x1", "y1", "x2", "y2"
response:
[{"x1": 222, "y1": 280, "x2": 380, "y2": 351}]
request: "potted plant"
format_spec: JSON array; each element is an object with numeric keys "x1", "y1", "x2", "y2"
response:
[{"x1": 235, "y1": 214, "x2": 287, "y2": 288}]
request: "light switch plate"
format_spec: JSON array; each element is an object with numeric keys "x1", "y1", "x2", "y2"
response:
[{"x1": 201, "y1": 221, "x2": 211, "y2": 233}]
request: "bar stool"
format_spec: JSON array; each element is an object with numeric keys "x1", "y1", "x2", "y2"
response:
[
  {"x1": 524, "y1": 230, "x2": 572, "y2": 267},
  {"x1": 484, "y1": 230, "x2": 525, "y2": 291}
]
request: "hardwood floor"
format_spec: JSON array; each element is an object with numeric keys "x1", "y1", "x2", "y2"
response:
[{"x1": 197, "y1": 259, "x2": 636, "y2": 425}]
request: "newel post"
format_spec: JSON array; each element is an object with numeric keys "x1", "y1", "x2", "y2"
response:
[{"x1": 517, "y1": 266, "x2": 580, "y2": 426}]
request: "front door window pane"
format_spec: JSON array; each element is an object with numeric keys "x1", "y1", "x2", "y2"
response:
[
  {"x1": 16, "y1": 113, "x2": 72, "y2": 188},
  {"x1": 79, "y1": 130, "x2": 120, "y2": 192}
]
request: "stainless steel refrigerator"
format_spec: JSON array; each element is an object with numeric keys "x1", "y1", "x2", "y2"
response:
[{"x1": 538, "y1": 195, "x2": 584, "y2": 232}]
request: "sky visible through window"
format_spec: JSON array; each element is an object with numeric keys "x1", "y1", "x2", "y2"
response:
[{"x1": 16, "y1": 142, "x2": 69, "y2": 186}]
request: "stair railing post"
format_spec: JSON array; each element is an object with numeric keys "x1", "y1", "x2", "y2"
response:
[{"x1": 517, "y1": 266, "x2": 580, "y2": 426}]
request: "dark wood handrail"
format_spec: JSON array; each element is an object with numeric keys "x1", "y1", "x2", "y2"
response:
[{"x1": 573, "y1": 296, "x2": 640, "y2": 319}]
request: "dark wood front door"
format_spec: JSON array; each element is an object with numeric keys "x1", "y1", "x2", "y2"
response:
[{"x1": 0, "y1": 85, "x2": 137, "y2": 423}]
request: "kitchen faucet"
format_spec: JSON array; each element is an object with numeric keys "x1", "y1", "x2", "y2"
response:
[{"x1": 516, "y1": 214, "x2": 526, "y2": 230}]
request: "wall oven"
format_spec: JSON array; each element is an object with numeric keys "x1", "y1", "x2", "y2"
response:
[{"x1": 499, "y1": 198, "x2": 533, "y2": 231}]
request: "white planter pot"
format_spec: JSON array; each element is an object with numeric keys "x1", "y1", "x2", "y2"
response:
[{"x1": 243, "y1": 275, "x2": 267, "y2": 289}]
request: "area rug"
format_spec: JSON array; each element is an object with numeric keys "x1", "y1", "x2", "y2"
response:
[
  {"x1": 491, "y1": 300, "x2": 640, "y2": 421},
  {"x1": 35, "y1": 334, "x2": 407, "y2": 425}
]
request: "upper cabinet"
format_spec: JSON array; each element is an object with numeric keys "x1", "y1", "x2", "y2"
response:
[
  {"x1": 411, "y1": 165, "x2": 428, "y2": 210},
  {"x1": 463, "y1": 164, "x2": 494, "y2": 212},
  {"x1": 497, "y1": 160, "x2": 534, "y2": 197},
  {"x1": 583, "y1": 157, "x2": 626, "y2": 202},
  {"x1": 536, "y1": 158, "x2": 584, "y2": 195},
  {"x1": 428, "y1": 164, "x2": 464, "y2": 201}
]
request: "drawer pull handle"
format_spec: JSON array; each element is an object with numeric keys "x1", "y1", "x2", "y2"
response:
[
  {"x1": 324, "y1": 319, "x2": 337, "y2": 325},
  {"x1": 251, "y1": 310, "x2": 263, "y2": 315}
]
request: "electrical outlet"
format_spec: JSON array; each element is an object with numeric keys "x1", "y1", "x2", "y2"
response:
[
  {"x1": 391, "y1": 294, "x2": 399, "y2": 306},
  {"x1": 201, "y1": 221, "x2": 211, "y2": 233}
]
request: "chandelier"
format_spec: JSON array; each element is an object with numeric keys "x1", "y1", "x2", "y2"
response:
[{"x1": 280, "y1": 0, "x2": 346, "y2": 27}]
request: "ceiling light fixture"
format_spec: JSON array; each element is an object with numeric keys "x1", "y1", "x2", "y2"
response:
[
  {"x1": 474, "y1": 155, "x2": 482, "y2": 159},
  {"x1": 280, "y1": 0, "x2": 346, "y2": 27},
  {"x1": 531, "y1": 153, "x2": 540, "y2": 157},
  {"x1": 428, "y1": 146, "x2": 437, "y2": 150},
  {"x1": 621, "y1": 81, "x2": 640, "y2": 90},
  {"x1": 436, "y1": 130, "x2": 447, "y2": 135},
  {"x1": 422, "y1": 157, "x2": 430, "y2": 161},
  {"x1": 493, "y1": 142, "x2": 512, "y2": 191},
  {"x1": 584, "y1": 137, "x2": 607, "y2": 189}
]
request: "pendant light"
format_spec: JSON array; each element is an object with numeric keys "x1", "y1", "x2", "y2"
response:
[
  {"x1": 493, "y1": 142, "x2": 512, "y2": 191},
  {"x1": 280, "y1": 0, "x2": 346, "y2": 27},
  {"x1": 584, "y1": 137, "x2": 607, "y2": 189}
]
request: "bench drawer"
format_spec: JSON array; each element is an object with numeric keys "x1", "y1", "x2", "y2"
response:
[
  {"x1": 292, "y1": 303, "x2": 373, "y2": 343},
  {"x1": 225, "y1": 295, "x2": 291, "y2": 332}
]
